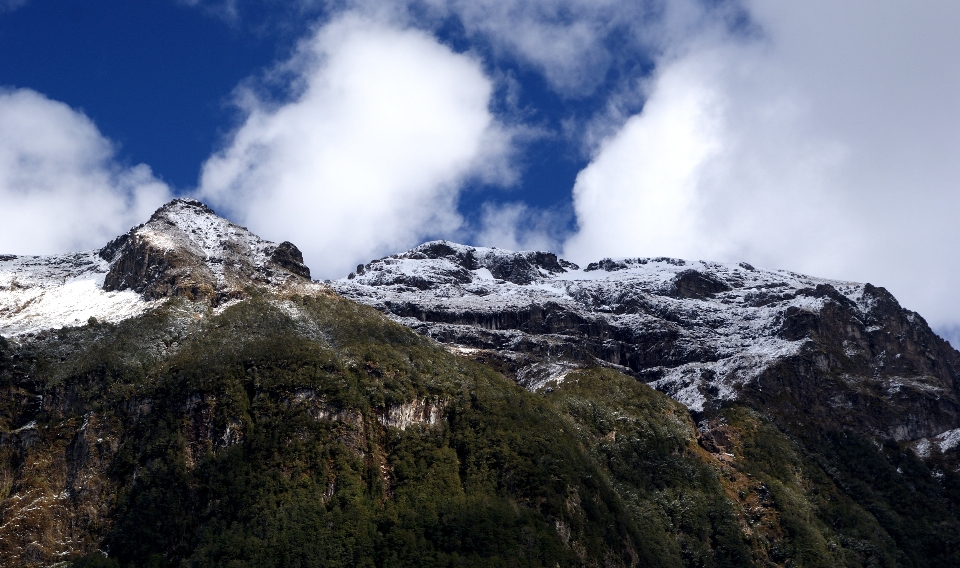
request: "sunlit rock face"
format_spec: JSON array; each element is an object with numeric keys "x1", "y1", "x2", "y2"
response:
[{"x1": 333, "y1": 241, "x2": 960, "y2": 440}]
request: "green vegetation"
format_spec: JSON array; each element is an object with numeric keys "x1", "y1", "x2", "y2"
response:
[
  {"x1": 0, "y1": 292, "x2": 958, "y2": 566},
  {"x1": 801, "y1": 430, "x2": 960, "y2": 567},
  {"x1": 545, "y1": 369, "x2": 751, "y2": 567}
]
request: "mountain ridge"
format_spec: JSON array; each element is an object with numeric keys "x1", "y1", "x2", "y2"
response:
[
  {"x1": 333, "y1": 239, "x2": 960, "y2": 445},
  {"x1": 5, "y1": 201, "x2": 960, "y2": 448},
  {"x1": 0, "y1": 199, "x2": 318, "y2": 337}
]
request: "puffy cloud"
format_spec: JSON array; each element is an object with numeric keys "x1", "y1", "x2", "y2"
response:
[
  {"x1": 0, "y1": 89, "x2": 171, "y2": 255},
  {"x1": 563, "y1": 52, "x2": 726, "y2": 263},
  {"x1": 198, "y1": 14, "x2": 510, "y2": 278},
  {"x1": 565, "y1": 2, "x2": 960, "y2": 333}
]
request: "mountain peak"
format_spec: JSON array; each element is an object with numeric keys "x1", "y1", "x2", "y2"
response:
[
  {"x1": 101, "y1": 198, "x2": 312, "y2": 303},
  {"x1": 1, "y1": 199, "x2": 316, "y2": 337},
  {"x1": 151, "y1": 197, "x2": 216, "y2": 218}
]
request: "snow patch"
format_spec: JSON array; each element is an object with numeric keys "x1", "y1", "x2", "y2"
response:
[
  {"x1": 0, "y1": 251, "x2": 157, "y2": 337},
  {"x1": 473, "y1": 267, "x2": 494, "y2": 280},
  {"x1": 913, "y1": 427, "x2": 960, "y2": 457}
]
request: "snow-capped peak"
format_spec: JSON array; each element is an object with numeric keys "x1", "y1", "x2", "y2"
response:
[{"x1": 1, "y1": 198, "x2": 316, "y2": 338}]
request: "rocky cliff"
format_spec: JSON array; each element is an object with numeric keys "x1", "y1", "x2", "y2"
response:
[
  {"x1": 100, "y1": 199, "x2": 311, "y2": 304},
  {"x1": 0, "y1": 199, "x2": 315, "y2": 337}
]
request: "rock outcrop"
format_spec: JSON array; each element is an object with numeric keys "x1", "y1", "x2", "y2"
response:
[{"x1": 0, "y1": 199, "x2": 317, "y2": 336}]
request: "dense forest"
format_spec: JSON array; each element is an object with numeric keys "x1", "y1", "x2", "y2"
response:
[{"x1": 1, "y1": 291, "x2": 959, "y2": 566}]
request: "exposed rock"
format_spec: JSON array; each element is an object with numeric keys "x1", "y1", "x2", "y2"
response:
[
  {"x1": 375, "y1": 398, "x2": 446, "y2": 430},
  {"x1": 1, "y1": 199, "x2": 321, "y2": 337},
  {"x1": 333, "y1": 241, "x2": 960, "y2": 441},
  {"x1": 353, "y1": 240, "x2": 576, "y2": 288},
  {"x1": 270, "y1": 241, "x2": 311, "y2": 280},
  {"x1": 102, "y1": 199, "x2": 312, "y2": 304},
  {"x1": 668, "y1": 269, "x2": 732, "y2": 299},
  {"x1": 0, "y1": 413, "x2": 119, "y2": 566}
]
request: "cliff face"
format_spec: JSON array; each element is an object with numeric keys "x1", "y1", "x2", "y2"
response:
[
  {"x1": 744, "y1": 283, "x2": 960, "y2": 441},
  {"x1": 0, "y1": 199, "x2": 315, "y2": 337}
]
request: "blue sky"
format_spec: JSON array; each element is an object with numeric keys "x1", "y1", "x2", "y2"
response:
[
  {"x1": 0, "y1": 0, "x2": 627, "y2": 228},
  {"x1": 0, "y1": 0, "x2": 323, "y2": 195},
  {"x1": 2, "y1": 1, "x2": 960, "y2": 345}
]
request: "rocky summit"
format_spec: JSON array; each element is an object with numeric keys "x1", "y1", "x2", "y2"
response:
[
  {"x1": 2, "y1": 200, "x2": 960, "y2": 567},
  {"x1": 0, "y1": 199, "x2": 315, "y2": 337}
]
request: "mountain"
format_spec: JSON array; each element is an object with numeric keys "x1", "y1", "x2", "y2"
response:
[
  {"x1": 2, "y1": 200, "x2": 960, "y2": 567},
  {"x1": 332, "y1": 241, "x2": 960, "y2": 444},
  {"x1": 0, "y1": 199, "x2": 313, "y2": 338}
]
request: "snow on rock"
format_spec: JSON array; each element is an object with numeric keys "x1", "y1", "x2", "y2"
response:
[
  {"x1": 101, "y1": 199, "x2": 313, "y2": 303},
  {"x1": 333, "y1": 240, "x2": 876, "y2": 410},
  {"x1": 1, "y1": 198, "x2": 320, "y2": 338},
  {"x1": 913, "y1": 427, "x2": 960, "y2": 457},
  {"x1": 0, "y1": 251, "x2": 157, "y2": 337}
]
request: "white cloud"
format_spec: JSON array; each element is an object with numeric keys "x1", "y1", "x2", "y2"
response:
[
  {"x1": 198, "y1": 14, "x2": 510, "y2": 279},
  {"x1": 8, "y1": 0, "x2": 959, "y2": 344},
  {"x1": 564, "y1": 52, "x2": 725, "y2": 262},
  {"x1": 473, "y1": 201, "x2": 569, "y2": 252},
  {"x1": 330, "y1": 0, "x2": 720, "y2": 97},
  {"x1": 0, "y1": 89, "x2": 171, "y2": 255},
  {"x1": 564, "y1": 2, "x2": 960, "y2": 333}
]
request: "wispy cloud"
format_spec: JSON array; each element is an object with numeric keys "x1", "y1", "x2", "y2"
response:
[
  {"x1": 473, "y1": 201, "x2": 571, "y2": 253},
  {"x1": 175, "y1": 0, "x2": 241, "y2": 24},
  {"x1": 0, "y1": 0, "x2": 27, "y2": 14}
]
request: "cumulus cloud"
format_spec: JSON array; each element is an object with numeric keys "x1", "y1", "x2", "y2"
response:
[
  {"x1": 198, "y1": 14, "x2": 510, "y2": 278},
  {"x1": 0, "y1": 89, "x2": 171, "y2": 255},
  {"x1": 564, "y1": 52, "x2": 726, "y2": 262},
  {"x1": 565, "y1": 2, "x2": 960, "y2": 333}
]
